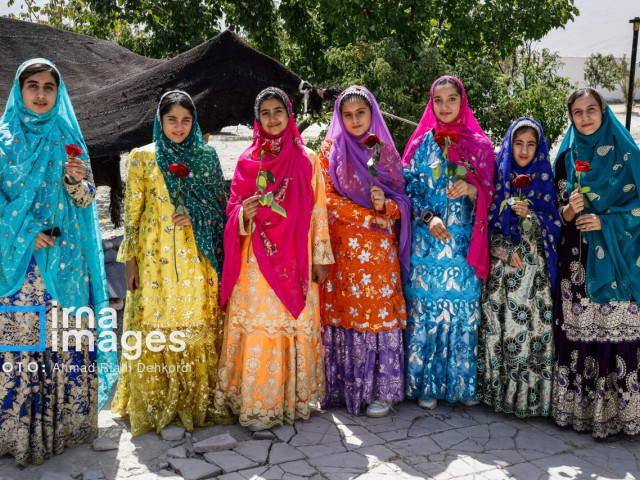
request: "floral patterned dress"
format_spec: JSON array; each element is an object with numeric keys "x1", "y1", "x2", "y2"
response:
[
  {"x1": 318, "y1": 140, "x2": 406, "y2": 415},
  {"x1": 478, "y1": 217, "x2": 554, "y2": 416},
  {"x1": 403, "y1": 132, "x2": 481, "y2": 403},
  {"x1": 112, "y1": 144, "x2": 233, "y2": 436},
  {"x1": 0, "y1": 175, "x2": 99, "y2": 466},
  {"x1": 214, "y1": 145, "x2": 334, "y2": 429}
]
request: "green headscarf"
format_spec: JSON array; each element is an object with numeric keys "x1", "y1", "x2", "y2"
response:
[{"x1": 153, "y1": 90, "x2": 227, "y2": 276}]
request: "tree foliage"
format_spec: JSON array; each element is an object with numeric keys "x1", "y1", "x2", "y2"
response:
[
  {"x1": 6, "y1": 0, "x2": 579, "y2": 146},
  {"x1": 584, "y1": 53, "x2": 621, "y2": 90}
]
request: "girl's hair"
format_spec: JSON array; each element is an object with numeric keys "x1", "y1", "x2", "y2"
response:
[
  {"x1": 159, "y1": 91, "x2": 195, "y2": 119},
  {"x1": 567, "y1": 87, "x2": 605, "y2": 118},
  {"x1": 339, "y1": 88, "x2": 372, "y2": 112},
  {"x1": 18, "y1": 63, "x2": 60, "y2": 89},
  {"x1": 433, "y1": 77, "x2": 462, "y2": 95},
  {"x1": 254, "y1": 88, "x2": 291, "y2": 119},
  {"x1": 512, "y1": 125, "x2": 539, "y2": 144}
]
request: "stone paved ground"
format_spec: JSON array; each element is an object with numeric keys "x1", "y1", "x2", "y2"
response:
[{"x1": 1, "y1": 400, "x2": 639, "y2": 480}]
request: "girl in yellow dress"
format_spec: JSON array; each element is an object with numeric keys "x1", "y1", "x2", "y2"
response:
[
  {"x1": 113, "y1": 90, "x2": 232, "y2": 436},
  {"x1": 215, "y1": 87, "x2": 334, "y2": 431}
]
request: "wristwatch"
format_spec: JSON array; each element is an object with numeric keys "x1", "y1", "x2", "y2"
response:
[{"x1": 421, "y1": 210, "x2": 438, "y2": 227}]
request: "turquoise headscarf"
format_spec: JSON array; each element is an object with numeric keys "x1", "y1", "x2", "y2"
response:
[
  {"x1": 153, "y1": 90, "x2": 227, "y2": 276},
  {"x1": 0, "y1": 58, "x2": 117, "y2": 409},
  {"x1": 555, "y1": 103, "x2": 640, "y2": 303}
]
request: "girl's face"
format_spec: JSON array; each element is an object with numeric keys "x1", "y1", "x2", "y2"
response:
[
  {"x1": 259, "y1": 98, "x2": 288, "y2": 136},
  {"x1": 570, "y1": 94, "x2": 603, "y2": 136},
  {"x1": 512, "y1": 129, "x2": 538, "y2": 168},
  {"x1": 21, "y1": 71, "x2": 58, "y2": 115},
  {"x1": 340, "y1": 98, "x2": 372, "y2": 137},
  {"x1": 432, "y1": 84, "x2": 461, "y2": 124},
  {"x1": 161, "y1": 104, "x2": 193, "y2": 144}
]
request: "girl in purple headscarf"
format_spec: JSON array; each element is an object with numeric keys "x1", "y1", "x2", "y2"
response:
[
  {"x1": 403, "y1": 76, "x2": 495, "y2": 410},
  {"x1": 318, "y1": 86, "x2": 411, "y2": 417}
]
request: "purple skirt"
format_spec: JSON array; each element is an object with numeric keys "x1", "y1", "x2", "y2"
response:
[{"x1": 321, "y1": 325, "x2": 404, "y2": 416}]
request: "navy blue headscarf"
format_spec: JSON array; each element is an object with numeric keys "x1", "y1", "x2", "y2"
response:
[{"x1": 488, "y1": 117, "x2": 562, "y2": 288}]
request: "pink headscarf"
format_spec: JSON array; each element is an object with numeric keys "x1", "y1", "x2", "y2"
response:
[
  {"x1": 402, "y1": 76, "x2": 495, "y2": 280},
  {"x1": 221, "y1": 87, "x2": 314, "y2": 318}
]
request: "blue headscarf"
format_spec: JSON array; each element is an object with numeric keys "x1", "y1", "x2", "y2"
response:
[
  {"x1": 153, "y1": 90, "x2": 227, "y2": 276},
  {"x1": 0, "y1": 58, "x2": 117, "y2": 408},
  {"x1": 489, "y1": 117, "x2": 561, "y2": 288},
  {"x1": 555, "y1": 104, "x2": 640, "y2": 303}
]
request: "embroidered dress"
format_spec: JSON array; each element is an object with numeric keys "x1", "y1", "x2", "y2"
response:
[
  {"x1": 318, "y1": 86, "x2": 409, "y2": 415},
  {"x1": 403, "y1": 132, "x2": 481, "y2": 402},
  {"x1": 552, "y1": 104, "x2": 640, "y2": 438},
  {"x1": 0, "y1": 59, "x2": 117, "y2": 465},
  {"x1": 112, "y1": 92, "x2": 232, "y2": 436},
  {"x1": 402, "y1": 76, "x2": 494, "y2": 404},
  {"x1": 216, "y1": 88, "x2": 334, "y2": 429},
  {"x1": 478, "y1": 118, "x2": 560, "y2": 417}
]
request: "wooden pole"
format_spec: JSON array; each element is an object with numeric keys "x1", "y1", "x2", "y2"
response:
[{"x1": 625, "y1": 17, "x2": 640, "y2": 131}]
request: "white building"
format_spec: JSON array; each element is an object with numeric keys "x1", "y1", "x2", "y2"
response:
[{"x1": 536, "y1": 0, "x2": 639, "y2": 102}]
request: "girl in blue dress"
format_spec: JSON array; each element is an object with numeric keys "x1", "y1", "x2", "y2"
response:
[{"x1": 402, "y1": 76, "x2": 495, "y2": 409}]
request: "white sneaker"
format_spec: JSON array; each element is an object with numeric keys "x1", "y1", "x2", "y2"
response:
[
  {"x1": 247, "y1": 422, "x2": 268, "y2": 432},
  {"x1": 418, "y1": 398, "x2": 438, "y2": 409},
  {"x1": 366, "y1": 400, "x2": 391, "y2": 418},
  {"x1": 461, "y1": 399, "x2": 479, "y2": 406}
]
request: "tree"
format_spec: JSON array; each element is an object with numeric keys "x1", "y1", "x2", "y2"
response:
[
  {"x1": 6, "y1": 0, "x2": 579, "y2": 146},
  {"x1": 584, "y1": 53, "x2": 621, "y2": 90},
  {"x1": 616, "y1": 55, "x2": 640, "y2": 104}
]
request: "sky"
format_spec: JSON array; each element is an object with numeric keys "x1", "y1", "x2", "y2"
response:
[
  {"x1": 2, "y1": 0, "x2": 639, "y2": 58},
  {"x1": 536, "y1": 0, "x2": 639, "y2": 58}
]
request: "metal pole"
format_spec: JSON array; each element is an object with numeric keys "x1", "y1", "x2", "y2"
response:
[{"x1": 625, "y1": 17, "x2": 640, "y2": 131}]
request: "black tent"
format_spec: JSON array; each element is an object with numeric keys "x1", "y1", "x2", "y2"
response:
[{"x1": 0, "y1": 17, "x2": 335, "y2": 225}]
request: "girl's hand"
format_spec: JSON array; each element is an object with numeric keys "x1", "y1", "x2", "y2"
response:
[
  {"x1": 566, "y1": 188, "x2": 585, "y2": 219},
  {"x1": 312, "y1": 264, "x2": 328, "y2": 284},
  {"x1": 448, "y1": 180, "x2": 477, "y2": 201},
  {"x1": 65, "y1": 157, "x2": 86, "y2": 183},
  {"x1": 510, "y1": 249, "x2": 524, "y2": 270},
  {"x1": 370, "y1": 185, "x2": 385, "y2": 211},
  {"x1": 427, "y1": 216, "x2": 452, "y2": 242},
  {"x1": 172, "y1": 211, "x2": 193, "y2": 226},
  {"x1": 242, "y1": 195, "x2": 260, "y2": 219},
  {"x1": 512, "y1": 201, "x2": 530, "y2": 218},
  {"x1": 34, "y1": 232, "x2": 56, "y2": 251},
  {"x1": 576, "y1": 213, "x2": 601, "y2": 232},
  {"x1": 375, "y1": 216, "x2": 394, "y2": 229},
  {"x1": 125, "y1": 258, "x2": 140, "y2": 293}
]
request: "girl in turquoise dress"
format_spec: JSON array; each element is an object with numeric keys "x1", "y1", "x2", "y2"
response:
[{"x1": 402, "y1": 76, "x2": 495, "y2": 409}]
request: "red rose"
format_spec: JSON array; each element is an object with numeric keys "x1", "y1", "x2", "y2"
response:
[
  {"x1": 512, "y1": 174, "x2": 532, "y2": 189},
  {"x1": 575, "y1": 160, "x2": 592, "y2": 173},
  {"x1": 433, "y1": 128, "x2": 458, "y2": 146},
  {"x1": 254, "y1": 140, "x2": 277, "y2": 159},
  {"x1": 364, "y1": 134, "x2": 381, "y2": 148},
  {"x1": 168, "y1": 163, "x2": 190, "y2": 179},
  {"x1": 65, "y1": 144, "x2": 83, "y2": 157}
]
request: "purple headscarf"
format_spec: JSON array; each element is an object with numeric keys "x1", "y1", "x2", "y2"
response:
[{"x1": 325, "y1": 86, "x2": 412, "y2": 282}]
